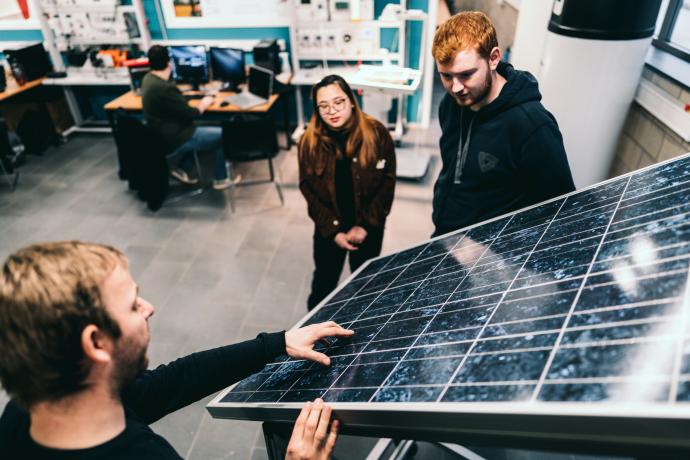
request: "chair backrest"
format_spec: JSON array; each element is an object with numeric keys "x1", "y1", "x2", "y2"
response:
[
  {"x1": 221, "y1": 116, "x2": 279, "y2": 162},
  {"x1": 0, "y1": 118, "x2": 15, "y2": 174},
  {"x1": 112, "y1": 111, "x2": 169, "y2": 210}
]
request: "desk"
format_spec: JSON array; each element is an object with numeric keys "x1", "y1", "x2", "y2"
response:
[
  {"x1": 0, "y1": 77, "x2": 71, "y2": 136},
  {"x1": 104, "y1": 89, "x2": 289, "y2": 148},
  {"x1": 0, "y1": 78, "x2": 44, "y2": 103},
  {"x1": 104, "y1": 84, "x2": 293, "y2": 158},
  {"x1": 104, "y1": 90, "x2": 281, "y2": 113},
  {"x1": 42, "y1": 68, "x2": 130, "y2": 87},
  {"x1": 43, "y1": 68, "x2": 132, "y2": 136}
]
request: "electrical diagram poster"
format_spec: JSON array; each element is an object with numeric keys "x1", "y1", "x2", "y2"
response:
[
  {"x1": 161, "y1": 0, "x2": 292, "y2": 28},
  {"x1": 0, "y1": 0, "x2": 39, "y2": 29}
]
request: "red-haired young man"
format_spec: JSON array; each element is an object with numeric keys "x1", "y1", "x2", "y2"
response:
[{"x1": 432, "y1": 12, "x2": 575, "y2": 236}]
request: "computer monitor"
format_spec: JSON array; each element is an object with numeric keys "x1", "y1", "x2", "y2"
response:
[
  {"x1": 4, "y1": 43, "x2": 53, "y2": 82},
  {"x1": 128, "y1": 66, "x2": 149, "y2": 95},
  {"x1": 248, "y1": 65, "x2": 273, "y2": 99},
  {"x1": 169, "y1": 45, "x2": 208, "y2": 91},
  {"x1": 210, "y1": 47, "x2": 245, "y2": 91}
]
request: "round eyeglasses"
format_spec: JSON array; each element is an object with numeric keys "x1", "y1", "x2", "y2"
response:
[{"x1": 317, "y1": 98, "x2": 347, "y2": 115}]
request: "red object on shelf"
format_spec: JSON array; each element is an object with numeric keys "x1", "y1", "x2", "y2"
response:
[
  {"x1": 684, "y1": 103, "x2": 690, "y2": 113},
  {"x1": 124, "y1": 58, "x2": 150, "y2": 68},
  {"x1": 17, "y1": 0, "x2": 29, "y2": 19}
]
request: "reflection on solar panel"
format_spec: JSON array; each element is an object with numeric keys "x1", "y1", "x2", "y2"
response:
[{"x1": 210, "y1": 155, "x2": 690, "y2": 420}]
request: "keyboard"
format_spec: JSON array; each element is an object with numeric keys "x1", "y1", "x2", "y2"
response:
[
  {"x1": 183, "y1": 93, "x2": 206, "y2": 100},
  {"x1": 223, "y1": 92, "x2": 267, "y2": 109}
]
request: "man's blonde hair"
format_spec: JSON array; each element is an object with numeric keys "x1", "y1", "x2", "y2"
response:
[
  {"x1": 432, "y1": 11, "x2": 498, "y2": 64},
  {"x1": 0, "y1": 241, "x2": 128, "y2": 408}
]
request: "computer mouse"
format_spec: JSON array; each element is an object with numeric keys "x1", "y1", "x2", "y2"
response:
[{"x1": 220, "y1": 101, "x2": 230, "y2": 107}]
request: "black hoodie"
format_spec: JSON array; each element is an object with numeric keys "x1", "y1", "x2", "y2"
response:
[{"x1": 432, "y1": 62, "x2": 575, "y2": 236}]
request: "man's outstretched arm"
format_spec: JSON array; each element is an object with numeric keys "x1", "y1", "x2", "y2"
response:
[{"x1": 123, "y1": 322, "x2": 354, "y2": 424}]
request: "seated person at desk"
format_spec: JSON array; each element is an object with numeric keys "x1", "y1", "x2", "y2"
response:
[
  {"x1": 141, "y1": 45, "x2": 239, "y2": 190},
  {"x1": 0, "y1": 241, "x2": 348, "y2": 459}
]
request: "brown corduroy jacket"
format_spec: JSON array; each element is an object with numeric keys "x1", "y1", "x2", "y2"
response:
[{"x1": 298, "y1": 119, "x2": 396, "y2": 238}]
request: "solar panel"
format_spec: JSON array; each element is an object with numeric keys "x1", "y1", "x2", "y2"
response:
[{"x1": 208, "y1": 154, "x2": 690, "y2": 451}]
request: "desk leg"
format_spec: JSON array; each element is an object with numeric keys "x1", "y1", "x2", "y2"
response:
[
  {"x1": 394, "y1": 94, "x2": 404, "y2": 147},
  {"x1": 262, "y1": 422, "x2": 292, "y2": 460},
  {"x1": 293, "y1": 86, "x2": 305, "y2": 146},
  {"x1": 283, "y1": 88, "x2": 292, "y2": 150}
]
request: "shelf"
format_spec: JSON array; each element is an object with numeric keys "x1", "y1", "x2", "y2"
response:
[
  {"x1": 294, "y1": 19, "x2": 403, "y2": 28},
  {"x1": 295, "y1": 52, "x2": 401, "y2": 61},
  {"x1": 41, "y1": 5, "x2": 121, "y2": 13},
  {"x1": 56, "y1": 38, "x2": 143, "y2": 48}
]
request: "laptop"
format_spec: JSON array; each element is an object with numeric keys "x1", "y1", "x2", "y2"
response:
[{"x1": 223, "y1": 65, "x2": 273, "y2": 109}]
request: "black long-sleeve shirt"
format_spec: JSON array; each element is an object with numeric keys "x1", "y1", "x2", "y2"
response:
[
  {"x1": 141, "y1": 72, "x2": 199, "y2": 151},
  {"x1": 0, "y1": 332, "x2": 286, "y2": 459}
]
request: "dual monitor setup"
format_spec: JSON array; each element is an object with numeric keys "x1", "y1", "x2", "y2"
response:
[
  {"x1": 170, "y1": 45, "x2": 245, "y2": 92},
  {"x1": 129, "y1": 45, "x2": 275, "y2": 107}
]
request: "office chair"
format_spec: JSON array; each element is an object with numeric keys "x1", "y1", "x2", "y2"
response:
[
  {"x1": 0, "y1": 118, "x2": 19, "y2": 192},
  {"x1": 221, "y1": 115, "x2": 284, "y2": 207},
  {"x1": 111, "y1": 110, "x2": 203, "y2": 211}
]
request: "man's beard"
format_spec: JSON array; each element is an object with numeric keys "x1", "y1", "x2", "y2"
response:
[
  {"x1": 111, "y1": 339, "x2": 148, "y2": 395},
  {"x1": 454, "y1": 69, "x2": 492, "y2": 107}
]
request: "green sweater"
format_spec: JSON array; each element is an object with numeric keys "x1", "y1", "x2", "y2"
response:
[{"x1": 141, "y1": 72, "x2": 198, "y2": 151}]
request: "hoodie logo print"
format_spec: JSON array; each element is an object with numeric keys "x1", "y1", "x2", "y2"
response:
[{"x1": 478, "y1": 151, "x2": 499, "y2": 173}]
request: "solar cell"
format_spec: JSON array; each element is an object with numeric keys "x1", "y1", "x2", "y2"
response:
[{"x1": 208, "y1": 154, "x2": 690, "y2": 451}]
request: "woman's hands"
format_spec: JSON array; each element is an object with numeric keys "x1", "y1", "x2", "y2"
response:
[
  {"x1": 285, "y1": 321, "x2": 354, "y2": 366},
  {"x1": 334, "y1": 232, "x2": 357, "y2": 251},
  {"x1": 346, "y1": 226, "x2": 367, "y2": 244},
  {"x1": 333, "y1": 226, "x2": 368, "y2": 251}
]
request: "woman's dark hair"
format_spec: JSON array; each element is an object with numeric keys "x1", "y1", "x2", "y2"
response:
[
  {"x1": 147, "y1": 45, "x2": 170, "y2": 71},
  {"x1": 299, "y1": 74, "x2": 378, "y2": 170}
]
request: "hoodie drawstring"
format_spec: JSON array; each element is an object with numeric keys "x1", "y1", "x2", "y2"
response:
[{"x1": 454, "y1": 110, "x2": 475, "y2": 184}]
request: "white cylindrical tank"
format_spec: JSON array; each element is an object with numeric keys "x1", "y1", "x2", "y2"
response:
[
  {"x1": 510, "y1": 0, "x2": 552, "y2": 78},
  {"x1": 539, "y1": 0, "x2": 662, "y2": 188}
]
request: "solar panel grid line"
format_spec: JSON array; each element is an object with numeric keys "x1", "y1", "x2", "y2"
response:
[
  {"x1": 591, "y1": 245, "x2": 690, "y2": 275},
  {"x1": 586, "y1": 256, "x2": 690, "y2": 283},
  {"x1": 667, "y1": 267, "x2": 690, "y2": 402},
  {"x1": 367, "y1": 218, "x2": 517, "y2": 402},
  {"x1": 530, "y1": 175, "x2": 634, "y2": 401},
  {"x1": 541, "y1": 375, "x2": 671, "y2": 385},
  {"x1": 605, "y1": 220, "x2": 690, "y2": 246},
  {"x1": 584, "y1": 267, "x2": 690, "y2": 289},
  {"x1": 273, "y1": 234, "x2": 470, "y2": 402},
  {"x1": 563, "y1": 314, "x2": 677, "y2": 333},
  {"x1": 327, "y1": 329, "x2": 559, "y2": 363},
  {"x1": 615, "y1": 197, "x2": 690, "y2": 225},
  {"x1": 606, "y1": 211, "x2": 690, "y2": 240},
  {"x1": 468, "y1": 345, "x2": 555, "y2": 356},
  {"x1": 431, "y1": 200, "x2": 568, "y2": 403},
  {"x1": 449, "y1": 380, "x2": 540, "y2": 386},
  {"x1": 617, "y1": 181, "x2": 690, "y2": 210},
  {"x1": 573, "y1": 298, "x2": 678, "y2": 317},
  {"x1": 551, "y1": 335, "x2": 677, "y2": 349}
]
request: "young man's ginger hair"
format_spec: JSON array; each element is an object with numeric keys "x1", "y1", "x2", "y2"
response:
[
  {"x1": 432, "y1": 11, "x2": 499, "y2": 64},
  {"x1": 0, "y1": 241, "x2": 127, "y2": 408}
]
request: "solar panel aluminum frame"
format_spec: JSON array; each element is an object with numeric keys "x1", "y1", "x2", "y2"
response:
[{"x1": 208, "y1": 151, "x2": 690, "y2": 455}]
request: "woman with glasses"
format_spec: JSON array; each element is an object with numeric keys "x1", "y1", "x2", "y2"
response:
[{"x1": 299, "y1": 74, "x2": 396, "y2": 311}]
